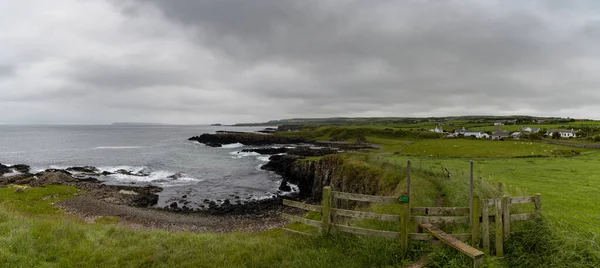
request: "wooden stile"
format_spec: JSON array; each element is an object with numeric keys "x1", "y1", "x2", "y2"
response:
[
  {"x1": 420, "y1": 223, "x2": 485, "y2": 268},
  {"x1": 409, "y1": 233, "x2": 471, "y2": 241},
  {"x1": 494, "y1": 198, "x2": 504, "y2": 257}
]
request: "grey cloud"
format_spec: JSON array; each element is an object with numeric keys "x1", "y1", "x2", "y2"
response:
[{"x1": 1, "y1": 0, "x2": 600, "y2": 124}]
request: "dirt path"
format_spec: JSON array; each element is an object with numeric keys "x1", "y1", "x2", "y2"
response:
[{"x1": 57, "y1": 197, "x2": 290, "y2": 233}]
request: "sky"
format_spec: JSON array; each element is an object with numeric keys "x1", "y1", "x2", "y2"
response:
[{"x1": 1, "y1": 0, "x2": 600, "y2": 124}]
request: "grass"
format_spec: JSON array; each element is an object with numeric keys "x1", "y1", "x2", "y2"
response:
[{"x1": 397, "y1": 139, "x2": 585, "y2": 158}]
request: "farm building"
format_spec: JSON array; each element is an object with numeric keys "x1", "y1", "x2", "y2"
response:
[
  {"x1": 429, "y1": 127, "x2": 444, "y2": 133},
  {"x1": 454, "y1": 128, "x2": 490, "y2": 139},
  {"x1": 494, "y1": 121, "x2": 504, "y2": 126},
  {"x1": 520, "y1": 127, "x2": 541, "y2": 133},
  {"x1": 546, "y1": 129, "x2": 577, "y2": 138},
  {"x1": 492, "y1": 131, "x2": 511, "y2": 140}
]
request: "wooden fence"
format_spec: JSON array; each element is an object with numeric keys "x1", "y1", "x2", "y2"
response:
[{"x1": 281, "y1": 160, "x2": 542, "y2": 267}]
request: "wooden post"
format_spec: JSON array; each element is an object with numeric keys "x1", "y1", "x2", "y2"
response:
[
  {"x1": 502, "y1": 196, "x2": 510, "y2": 241},
  {"x1": 321, "y1": 186, "x2": 332, "y2": 234},
  {"x1": 498, "y1": 182, "x2": 503, "y2": 195},
  {"x1": 472, "y1": 195, "x2": 481, "y2": 248},
  {"x1": 534, "y1": 193, "x2": 542, "y2": 214},
  {"x1": 400, "y1": 161, "x2": 411, "y2": 250},
  {"x1": 482, "y1": 199, "x2": 490, "y2": 253},
  {"x1": 469, "y1": 160, "x2": 474, "y2": 226},
  {"x1": 495, "y1": 198, "x2": 504, "y2": 257}
]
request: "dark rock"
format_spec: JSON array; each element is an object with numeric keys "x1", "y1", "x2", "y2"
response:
[
  {"x1": 203, "y1": 199, "x2": 210, "y2": 203},
  {"x1": 101, "y1": 171, "x2": 113, "y2": 176},
  {"x1": 189, "y1": 132, "x2": 309, "y2": 147},
  {"x1": 170, "y1": 202, "x2": 178, "y2": 209},
  {"x1": 15, "y1": 188, "x2": 25, "y2": 193},
  {"x1": 0, "y1": 163, "x2": 10, "y2": 175},
  {"x1": 279, "y1": 180, "x2": 292, "y2": 192},
  {"x1": 223, "y1": 199, "x2": 231, "y2": 205},
  {"x1": 168, "y1": 173, "x2": 185, "y2": 180},
  {"x1": 10, "y1": 164, "x2": 30, "y2": 174},
  {"x1": 182, "y1": 195, "x2": 187, "y2": 199},
  {"x1": 66, "y1": 166, "x2": 99, "y2": 173},
  {"x1": 78, "y1": 177, "x2": 101, "y2": 183},
  {"x1": 242, "y1": 147, "x2": 289, "y2": 155},
  {"x1": 115, "y1": 169, "x2": 134, "y2": 176},
  {"x1": 30, "y1": 171, "x2": 78, "y2": 187}
]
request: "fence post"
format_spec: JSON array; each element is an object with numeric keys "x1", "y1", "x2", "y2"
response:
[
  {"x1": 502, "y1": 196, "x2": 511, "y2": 241},
  {"x1": 534, "y1": 193, "x2": 542, "y2": 214},
  {"x1": 470, "y1": 161, "x2": 474, "y2": 227},
  {"x1": 472, "y1": 195, "x2": 481, "y2": 248},
  {"x1": 495, "y1": 198, "x2": 504, "y2": 257},
  {"x1": 498, "y1": 182, "x2": 503, "y2": 195},
  {"x1": 322, "y1": 186, "x2": 332, "y2": 234},
  {"x1": 400, "y1": 160, "x2": 411, "y2": 250},
  {"x1": 482, "y1": 199, "x2": 490, "y2": 254}
]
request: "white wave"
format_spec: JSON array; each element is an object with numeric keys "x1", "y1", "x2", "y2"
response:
[
  {"x1": 229, "y1": 151, "x2": 260, "y2": 158},
  {"x1": 248, "y1": 193, "x2": 278, "y2": 201},
  {"x1": 257, "y1": 156, "x2": 271, "y2": 162},
  {"x1": 221, "y1": 143, "x2": 244, "y2": 148},
  {"x1": 94, "y1": 146, "x2": 144, "y2": 150},
  {"x1": 107, "y1": 170, "x2": 203, "y2": 186}
]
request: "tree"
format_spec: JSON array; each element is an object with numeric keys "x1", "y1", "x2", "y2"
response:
[{"x1": 552, "y1": 132, "x2": 561, "y2": 139}]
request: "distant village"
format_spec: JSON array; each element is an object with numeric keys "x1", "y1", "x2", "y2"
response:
[{"x1": 430, "y1": 119, "x2": 578, "y2": 140}]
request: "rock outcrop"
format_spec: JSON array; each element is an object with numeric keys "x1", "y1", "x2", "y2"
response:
[
  {"x1": 188, "y1": 132, "x2": 309, "y2": 147},
  {"x1": 264, "y1": 155, "x2": 383, "y2": 202}
]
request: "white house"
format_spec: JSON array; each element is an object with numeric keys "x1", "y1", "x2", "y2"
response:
[
  {"x1": 494, "y1": 121, "x2": 504, "y2": 126},
  {"x1": 520, "y1": 127, "x2": 541, "y2": 133},
  {"x1": 546, "y1": 129, "x2": 577, "y2": 138},
  {"x1": 430, "y1": 127, "x2": 444, "y2": 133},
  {"x1": 455, "y1": 128, "x2": 489, "y2": 139}
]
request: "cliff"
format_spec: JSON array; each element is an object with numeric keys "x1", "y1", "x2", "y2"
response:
[
  {"x1": 189, "y1": 132, "x2": 309, "y2": 147},
  {"x1": 267, "y1": 154, "x2": 393, "y2": 202}
]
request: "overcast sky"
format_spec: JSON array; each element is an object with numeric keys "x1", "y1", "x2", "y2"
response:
[{"x1": 1, "y1": 0, "x2": 600, "y2": 124}]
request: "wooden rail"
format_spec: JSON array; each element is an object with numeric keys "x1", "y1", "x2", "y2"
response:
[
  {"x1": 283, "y1": 199, "x2": 322, "y2": 212},
  {"x1": 332, "y1": 191, "x2": 399, "y2": 204},
  {"x1": 332, "y1": 208, "x2": 400, "y2": 222},
  {"x1": 411, "y1": 207, "x2": 470, "y2": 216},
  {"x1": 332, "y1": 224, "x2": 400, "y2": 239},
  {"x1": 281, "y1": 213, "x2": 322, "y2": 229},
  {"x1": 413, "y1": 216, "x2": 469, "y2": 224}
]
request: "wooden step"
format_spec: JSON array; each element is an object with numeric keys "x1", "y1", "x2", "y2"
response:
[{"x1": 419, "y1": 223, "x2": 485, "y2": 268}]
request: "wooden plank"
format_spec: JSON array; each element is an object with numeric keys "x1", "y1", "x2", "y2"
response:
[
  {"x1": 470, "y1": 161, "x2": 474, "y2": 226},
  {"x1": 282, "y1": 227, "x2": 312, "y2": 236},
  {"x1": 495, "y1": 198, "x2": 504, "y2": 257},
  {"x1": 482, "y1": 199, "x2": 490, "y2": 254},
  {"x1": 534, "y1": 193, "x2": 542, "y2": 213},
  {"x1": 281, "y1": 213, "x2": 322, "y2": 228},
  {"x1": 332, "y1": 224, "x2": 400, "y2": 239},
  {"x1": 472, "y1": 196, "x2": 481, "y2": 248},
  {"x1": 322, "y1": 186, "x2": 332, "y2": 234},
  {"x1": 420, "y1": 223, "x2": 484, "y2": 259},
  {"x1": 411, "y1": 207, "x2": 470, "y2": 216},
  {"x1": 332, "y1": 191, "x2": 398, "y2": 204},
  {"x1": 502, "y1": 196, "x2": 510, "y2": 241},
  {"x1": 412, "y1": 216, "x2": 469, "y2": 224},
  {"x1": 510, "y1": 196, "x2": 535, "y2": 204},
  {"x1": 332, "y1": 208, "x2": 400, "y2": 222},
  {"x1": 283, "y1": 199, "x2": 322, "y2": 212},
  {"x1": 409, "y1": 233, "x2": 471, "y2": 241},
  {"x1": 511, "y1": 213, "x2": 535, "y2": 221}
]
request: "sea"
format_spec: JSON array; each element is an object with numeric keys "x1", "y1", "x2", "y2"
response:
[{"x1": 0, "y1": 125, "x2": 288, "y2": 208}]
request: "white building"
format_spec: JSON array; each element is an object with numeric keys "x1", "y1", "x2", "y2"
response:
[
  {"x1": 430, "y1": 127, "x2": 444, "y2": 133},
  {"x1": 546, "y1": 129, "x2": 577, "y2": 138},
  {"x1": 520, "y1": 127, "x2": 541, "y2": 133},
  {"x1": 455, "y1": 128, "x2": 490, "y2": 139}
]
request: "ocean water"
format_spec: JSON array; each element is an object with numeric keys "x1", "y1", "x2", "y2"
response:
[{"x1": 0, "y1": 125, "x2": 285, "y2": 208}]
